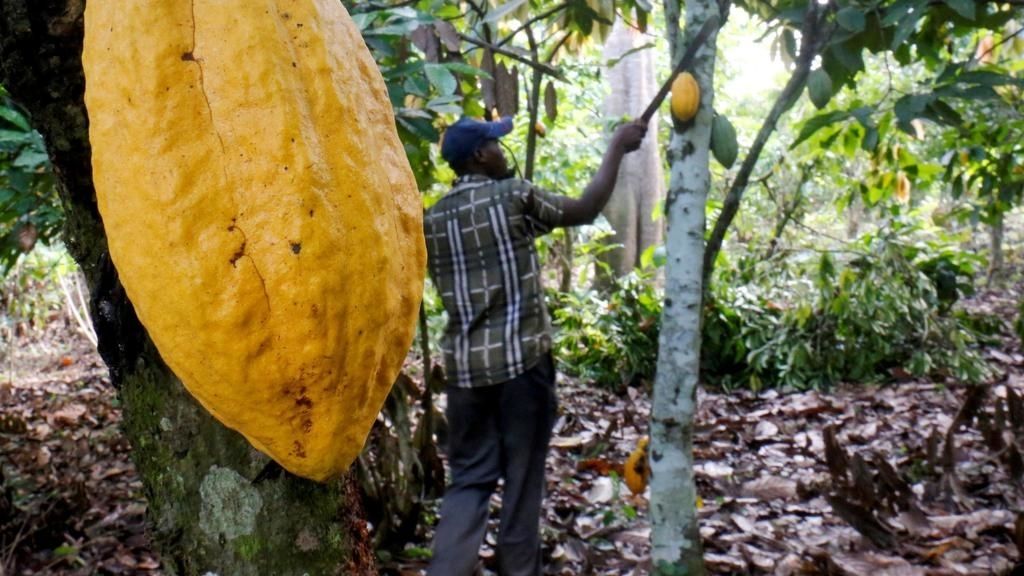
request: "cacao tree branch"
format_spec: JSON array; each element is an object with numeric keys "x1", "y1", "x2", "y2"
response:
[
  {"x1": 763, "y1": 168, "x2": 809, "y2": 259},
  {"x1": 545, "y1": 30, "x2": 572, "y2": 63},
  {"x1": 970, "y1": 24, "x2": 1024, "y2": 67},
  {"x1": 495, "y1": 2, "x2": 570, "y2": 49},
  {"x1": 702, "y1": 4, "x2": 835, "y2": 285},
  {"x1": 524, "y1": 25, "x2": 543, "y2": 180},
  {"x1": 458, "y1": 32, "x2": 563, "y2": 79}
]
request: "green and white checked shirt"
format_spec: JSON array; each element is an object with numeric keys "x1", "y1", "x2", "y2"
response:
[{"x1": 424, "y1": 174, "x2": 566, "y2": 388}]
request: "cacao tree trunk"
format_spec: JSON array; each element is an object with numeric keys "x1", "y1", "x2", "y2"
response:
[
  {"x1": 0, "y1": 3, "x2": 375, "y2": 574},
  {"x1": 600, "y1": 20, "x2": 664, "y2": 281},
  {"x1": 649, "y1": 0, "x2": 718, "y2": 572}
]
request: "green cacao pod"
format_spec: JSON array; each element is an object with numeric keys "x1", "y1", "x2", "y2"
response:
[
  {"x1": 711, "y1": 113, "x2": 739, "y2": 169},
  {"x1": 807, "y1": 69, "x2": 833, "y2": 110}
]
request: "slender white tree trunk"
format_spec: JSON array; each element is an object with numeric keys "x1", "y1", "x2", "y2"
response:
[
  {"x1": 601, "y1": 20, "x2": 664, "y2": 278},
  {"x1": 650, "y1": 0, "x2": 719, "y2": 572}
]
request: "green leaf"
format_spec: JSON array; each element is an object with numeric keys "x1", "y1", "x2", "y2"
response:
[
  {"x1": 436, "y1": 5, "x2": 462, "y2": 19},
  {"x1": 924, "y1": 100, "x2": 963, "y2": 126},
  {"x1": 782, "y1": 30, "x2": 798, "y2": 65},
  {"x1": 0, "y1": 107, "x2": 29, "y2": 131},
  {"x1": 862, "y1": 126, "x2": 879, "y2": 152},
  {"x1": 13, "y1": 148, "x2": 48, "y2": 169},
  {"x1": 836, "y1": 8, "x2": 866, "y2": 32},
  {"x1": 893, "y1": 93, "x2": 934, "y2": 133},
  {"x1": 403, "y1": 75, "x2": 430, "y2": 98},
  {"x1": 868, "y1": 184, "x2": 884, "y2": 205},
  {"x1": 881, "y1": 0, "x2": 917, "y2": 26},
  {"x1": 53, "y1": 545, "x2": 79, "y2": 557},
  {"x1": 605, "y1": 42, "x2": 656, "y2": 68},
  {"x1": 807, "y1": 69, "x2": 834, "y2": 109},
  {"x1": 363, "y1": 20, "x2": 422, "y2": 36},
  {"x1": 955, "y1": 70, "x2": 1024, "y2": 87},
  {"x1": 830, "y1": 40, "x2": 865, "y2": 73},
  {"x1": 397, "y1": 116, "x2": 439, "y2": 142},
  {"x1": 710, "y1": 114, "x2": 739, "y2": 168},
  {"x1": 441, "y1": 62, "x2": 492, "y2": 79},
  {"x1": 484, "y1": 0, "x2": 529, "y2": 23},
  {"x1": 0, "y1": 129, "x2": 31, "y2": 144},
  {"x1": 942, "y1": 0, "x2": 975, "y2": 20},
  {"x1": 791, "y1": 110, "x2": 851, "y2": 149},
  {"x1": 425, "y1": 102, "x2": 463, "y2": 115},
  {"x1": 424, "y1": 63, "x2": 458, "y2": 96},
  {"x1": 890, "y1": 11, "x2": 921, "y2": 50}
]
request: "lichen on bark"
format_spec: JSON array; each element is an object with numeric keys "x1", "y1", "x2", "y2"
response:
[{"x1": 199, "y1": 466, "x2": 263, "y2": 541}]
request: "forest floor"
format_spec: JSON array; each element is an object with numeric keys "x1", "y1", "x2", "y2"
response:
[{"x1": 1, "y1": 287, "x2": 1022, "y2": 575}]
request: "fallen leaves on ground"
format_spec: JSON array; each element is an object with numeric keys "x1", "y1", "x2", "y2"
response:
[
  {"x1": 3, "y1": 289, "x2": 1023, "y2": 575},
  {"x1": 1, "y1": 321, "x2": 159, "y2": 575}
]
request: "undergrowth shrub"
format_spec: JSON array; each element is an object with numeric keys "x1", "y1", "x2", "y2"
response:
[
  {"x1": 550, "y1": 269, "x2": 661, "y2": 388},
  {"x1": 551, "y1": 220, "x2": 991, "y2": 390},
  {"x1": 705, "y1": 221, "x2": 989, "y2": 389}
]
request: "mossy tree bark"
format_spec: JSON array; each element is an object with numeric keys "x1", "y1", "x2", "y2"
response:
[{"x1": 0, "y1": 2, "x2": 376, "y2": 574}]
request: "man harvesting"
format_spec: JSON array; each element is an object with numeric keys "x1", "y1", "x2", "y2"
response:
[{"x1": 425, "y1": 115, "x2": 647, "y2": 576}]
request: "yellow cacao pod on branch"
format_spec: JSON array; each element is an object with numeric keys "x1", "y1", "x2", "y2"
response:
[
  {"x1": 82, "y1": 0, "x2": 426, "y2": 481},
  {"x1": 670, "y1": 72, "x2": 701, "y2": 122}
]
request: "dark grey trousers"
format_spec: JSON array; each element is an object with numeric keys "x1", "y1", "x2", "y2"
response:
[{"x1": 427, "y1": 355, "x2": 558, "y2": 576}]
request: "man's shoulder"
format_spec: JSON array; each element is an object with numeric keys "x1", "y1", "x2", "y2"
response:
[{"x1": 429, "y1": 177, "x2": 535, "y2": 212}]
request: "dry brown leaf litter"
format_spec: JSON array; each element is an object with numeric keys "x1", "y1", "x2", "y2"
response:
[{"x1": 2, "y1": 289, "x2": 1022, "y2": 575}]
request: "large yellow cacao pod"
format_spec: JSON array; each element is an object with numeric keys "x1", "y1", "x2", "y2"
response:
[
  {"x1": 82, "y1": 0, "x2": 426, "y2": 482},
  {"x1": 670, "y1": 72, "x2": 700, "y2": 122}
]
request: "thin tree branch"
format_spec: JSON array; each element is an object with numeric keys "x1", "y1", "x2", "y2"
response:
[
  {"x1": 495, "y1": 2, "x2": 571, "y2": 49},
  {"x1": 524, "y1": 25, "x2": 543, "y2": 180},
  {"x1": 545, "y1": 31, "x2": 572, "y2": 64},
  {"x1": 970, "y1": 25, "x2": 1024, "y2": 67},
  {"x1": 702, "y1": 4, "x2": 835, "y2": 284},
  {"x1": 457, "y1": 32, "x2": 563, "y2": 79},
  {"x1": 764, "y1": 169, "x2": 809, "y2": 259}
]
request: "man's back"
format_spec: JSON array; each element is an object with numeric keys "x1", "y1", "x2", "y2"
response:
[{"x1": 423, "y1": 174, "x2": 564, "y2": 388}]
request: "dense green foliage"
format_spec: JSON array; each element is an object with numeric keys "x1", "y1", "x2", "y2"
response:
[
  {"x1": 551, "y1": 217, "x2": 994, "y2": 390},
  {"x1": 551, "y1": 268, "x2": 662, "y2": 388},
  {"x1": 704, "y1": 219, "x2": 990, "y2": 389},
  {"x1": 0, "y1": 90, "x2": 59, "y2": 275}
]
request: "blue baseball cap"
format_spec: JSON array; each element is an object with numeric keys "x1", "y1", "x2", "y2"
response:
[{"x1": 441, "y1": 116, "x2": 514, "y2": 167}]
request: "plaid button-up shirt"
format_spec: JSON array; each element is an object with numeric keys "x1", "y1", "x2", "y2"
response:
[{"x1": 424, "y1": 175, "x2": 566, "y2": 388}]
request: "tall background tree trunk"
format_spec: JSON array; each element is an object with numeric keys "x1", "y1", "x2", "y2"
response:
[
  {"x1": 649, "y1": 0, "x2": 718, "y2": 573},
  {"x1": 0, "y1": 2, "x2": 375, "y2": 574},
  {"x1": 600, "y1": 20, "x2": 665, "y2": 281}
]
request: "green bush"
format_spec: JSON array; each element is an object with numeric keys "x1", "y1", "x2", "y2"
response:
[
  {"x1": 550, "y1": 269, "x2": 661, "y2": 388},
  {"x1": 704, "y1": 221, "x2": 990, "y2": 390},
  {"x1": 551, "y1": 219, "x2": 991, "y2": 390},
  {"x1": 0, "y1": 90, "x2": 60, "y2": 276}
]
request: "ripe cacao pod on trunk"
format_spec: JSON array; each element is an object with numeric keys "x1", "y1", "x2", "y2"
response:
[
  {"x1": 670, "y1": 72, "x2": 700, "y2": 123},
  {"x1": 83, "y1": 0, "x2": 426, "y2": 481}
]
